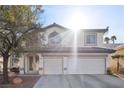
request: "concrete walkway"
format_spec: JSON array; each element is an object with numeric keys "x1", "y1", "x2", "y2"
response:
[{"x1": 34, "y1": 74, "x2": 124, "y2": 88}]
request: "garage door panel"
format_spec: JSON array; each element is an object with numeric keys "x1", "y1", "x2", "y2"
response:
[
  {"x1": 44, "y1": 58, "x2": 63, "y2": 74},
  {"x1": 67, "y1": 58, "x2": 105, "y2": 74}
]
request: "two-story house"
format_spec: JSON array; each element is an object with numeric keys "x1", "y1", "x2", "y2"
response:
[{"x1": 9, "y1": 23, "x2": 115, "y2": 75}]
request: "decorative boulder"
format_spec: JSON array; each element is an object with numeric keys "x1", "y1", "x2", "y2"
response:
[
  {"x1": 8, "y1": 72, "x2": 16, "y2": 77},
  {"x1": 12, "y1": 77, "x2": 23, "y2": 84}
]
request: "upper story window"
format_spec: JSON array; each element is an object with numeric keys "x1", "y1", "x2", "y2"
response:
[
  {"x1": 85, "y1": 33, "x2": 97, "y2": 45},
  {"x1": 48, "y1": 32, "x2": 62, "y2": 46}
]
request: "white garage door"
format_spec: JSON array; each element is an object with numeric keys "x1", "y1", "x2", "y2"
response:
[
  {"x1": 43, "y1": 57, "x2": 63, "y2": 74},
  {"x1": 67, "y1": 58, "x2": 105, "y2": 74}
]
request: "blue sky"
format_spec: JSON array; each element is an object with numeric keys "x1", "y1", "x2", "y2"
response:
[{"x1": 41, "y1": 5, "x2": 124, "y2": 43}]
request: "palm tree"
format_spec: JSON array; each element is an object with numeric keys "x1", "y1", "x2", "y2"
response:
[
  {"x1": 111, "y1": 35, "x2": 117, "y2": 44},
  {"x1": 112, "y1": 54, "x2": 124, "y2": 72},
  {"x1": 104, "y1": 37, "x2": 110, "y2": 44}
]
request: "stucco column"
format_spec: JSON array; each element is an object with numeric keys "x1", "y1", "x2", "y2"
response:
[
  {"x1": 25, "y1": 54, "x2": 28, "y2": 74},
  {"x1": 19, "y1": 53, "x2": 25, "y2": 74},
  {"x1": 63, "y1": 57, "x2": 68, "y2": 74},
  {"x1": 105, "y1": 56, "x2": 109, "y2": 74},
  {"x1": 33, "y1": 55, "x2": 35, "y2": 72},
  {"x1": 38, "y1": 54, "x2": 43, "y2": 75},
  {"x1": 8, "y1": 57, "x2": 11, "y2": 71}
]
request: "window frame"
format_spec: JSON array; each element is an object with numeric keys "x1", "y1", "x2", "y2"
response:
[
  {"x1": 84, "y1": 32, "x2": 97, "y2": 46},
  {"x1": 48, "y1": 31, "x2": 62, "y2": 47}
]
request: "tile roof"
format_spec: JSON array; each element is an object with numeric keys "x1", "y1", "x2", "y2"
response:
[
  {"x1": 103, "y1": 43, "x2": 124, "y2": 49},
  {"x1": 21, "y1": 47, "x2": 115, "y2": 53}
]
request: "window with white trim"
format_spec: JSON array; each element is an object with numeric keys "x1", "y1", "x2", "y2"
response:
[{"x1": 85, "y1": 33, "x2": 97, "y2": 45}]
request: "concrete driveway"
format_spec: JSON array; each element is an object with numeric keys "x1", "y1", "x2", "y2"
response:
[{"x1": 34, "y1": 75, "x2": 124, "y2": 88}]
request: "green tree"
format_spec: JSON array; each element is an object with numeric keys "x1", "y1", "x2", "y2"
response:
[
  {"x1": 111, "y1": 35, "x2": 117, "y2": 44},
  {"x1": 104, "y1": 37, "x2": 110, "y2": 44},
  {"x1": 112, "y1": 54, "x2": 124, "y2": 72},
  {"x1": 0, "y1": 5, "x2": 43, "y2": 84}
]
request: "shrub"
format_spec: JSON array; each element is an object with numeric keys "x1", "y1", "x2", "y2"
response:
[
  {"x1": 107, "y1": 68, "x2": 113, "y2": 75},
  {"x1": 10, "y1": 67, "x2": 19, "y2": 74}
]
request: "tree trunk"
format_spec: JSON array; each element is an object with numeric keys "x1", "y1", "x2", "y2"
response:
[
  {"x1": 2, "y1": 55, "x2": 9, "y2": 84},
  {"x1": 113, "y1": 40, "x2": 115, "y2": 44}
]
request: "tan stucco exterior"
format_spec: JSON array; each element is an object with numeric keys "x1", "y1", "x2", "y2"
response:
[{"x1": 109, "y1": 45, "x2": 124, "y2": 73}]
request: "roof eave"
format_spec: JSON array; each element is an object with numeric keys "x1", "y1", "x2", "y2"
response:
[{"x1": 19, "y1": 47, "x2": 115, "y2": 54}]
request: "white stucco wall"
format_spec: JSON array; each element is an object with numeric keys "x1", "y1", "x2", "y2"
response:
[
  {"x1": 41, "y1": 27, "x2": 105, "y2": 47},
  {"x1": 97, "y1": 33, "x2": 104, "y2": 47}
]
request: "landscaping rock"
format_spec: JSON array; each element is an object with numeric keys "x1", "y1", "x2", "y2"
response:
[
  {"x1": 12, "y1": 77, "x2": 23, "y2": 85},
  {"x1": 8, "y1": 72, "x2": 16, "y2": 77}
]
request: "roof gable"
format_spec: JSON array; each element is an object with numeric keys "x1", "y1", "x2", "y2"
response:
[
  {"x1": 43, "y1": 23, "x2": 108, "y2": 33},
  {"x1": 43, "y1": 23, "x2": 69, "y2": 30}
]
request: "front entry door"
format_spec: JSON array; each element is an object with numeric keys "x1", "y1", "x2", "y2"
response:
[
  {"x1": 29, "y1": 56, "x2": 33, "y2": 71},
  {"x1": 28, "y1": 55, "x2": 38, "y2": 74}
]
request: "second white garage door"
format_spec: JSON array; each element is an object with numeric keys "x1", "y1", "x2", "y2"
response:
[
  {"x1": 43, "y1": 57, "x2": 63, "y2": 74},
  {"x1": 67, "y1": 58, "x2": 106, "y2": 74}
]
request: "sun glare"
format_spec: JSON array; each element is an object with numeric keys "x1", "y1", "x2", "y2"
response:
[
  {"x1": 66, "y1": 12, "x2": 87, "y2": 66},
  {"x1": 67, "y1": 12, "x2": 87, "y2": 30}
]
